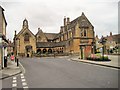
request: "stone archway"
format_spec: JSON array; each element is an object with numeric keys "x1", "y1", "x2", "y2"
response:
[
  {"x1": 48, "y1": 48, "x2": 52, "y2": 54},
  {"x1": 43, "y1": 48, "x2": 47, "y2": 54},
  {"x1": 25, "y1": 45, "x2": 32, "y2": 57},
  {"x1": 37, "y1": 49, "x2": 41, "y2": 54}
]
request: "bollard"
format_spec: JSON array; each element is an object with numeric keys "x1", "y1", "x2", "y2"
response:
[
  {"x1": 15, "y1": 57, "x2": 17, "y2": 62},
  {"x1": 17, "y1": 58, "x2": 19, "y2": 66},
  {"x1": 4, "y1": 56, "x2": 7, "y2": 67}
]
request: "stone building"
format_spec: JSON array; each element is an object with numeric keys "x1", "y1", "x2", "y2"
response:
[
  {"x1": 14, "y1": 19, "x2": 36, "y2": 57},
  {"x1": 14, "y1": 12, "x2": 95, "y2": 58},
  {"x1": 0, "y1": 6, "x2": 8, "y2": 68},
  {"x1": 95, "y1": 32, "x2": 120, "y2": 55},
  {"x1": 104, "y1": 32, "x2": 120, "y2": 54}
]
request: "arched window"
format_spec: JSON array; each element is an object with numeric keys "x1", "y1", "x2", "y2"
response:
[
  {"x1": 48, "y1": 49, "x2": 52, "y2": 54},
  {"x1": 24, "y1": 33, "x2": 30, "y2": 42},
  {"x1": 37, "y1": 49, "x2": 41, "y2": 54},
  {"x1": 43, "y1": 49, "x2": 47, "y2": 54}
]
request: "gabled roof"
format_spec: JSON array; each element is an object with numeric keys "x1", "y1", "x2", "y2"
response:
[
  {"x1": 36, "y1": 28, "x2": 58, "y2": 40},
  {"x1": 35, "y1": 29, "x2": 48, "y2": 41},
  {"x1": 67, "y1": 12, "x2": 94, "y2": 29},
  {"x1": 44, "y1": 33, "x2": 58, "y2": 40},
  {"x1": 0, "y1": 6, "x2": 7, "y2": 26},
  {"x1": 16, "y1": 28, "x2": 35, "y2": 39},
  {"x1": 105, "y1": 34, "x2": 120, "y2": 43}
]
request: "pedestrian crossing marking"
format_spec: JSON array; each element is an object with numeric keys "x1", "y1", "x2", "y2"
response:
[
  {"x1": 21, "y1": 79, "x2": 26, "y2": 82},
  {"x1": 21, "y1": 76, "x2": 25, "y2": 79},
  {"x1": 12, "y1": 83, "x2": 17, "y2": 87},
  {"x1": 13, "y1": 77, "x2": 16, "y2": 80},
  {"x1": 23, "y1": 86, "x2": 29, "y2": 88},
  {"x1": 22, "y1": 82, "x2": 27, "y2": 86},
  {"x1": 20, "y1": 74, "x2": 24, "y2": 76},
  {"x1": 13, "y1": 80, "x2": 17, "y2": 83}
]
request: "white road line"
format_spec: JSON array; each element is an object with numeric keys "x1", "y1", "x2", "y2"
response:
[
  {"x1": 12, "y1": 83, "x2": 17, "y2": 87},
  {"x1": 23, "y1": 86, "x2": 28, "y2": 88},
  {"x1": 20, "y1": 73, "x2": 29, "y2": 88},
  {"x1": 19, "y1": 62, "x2": 26, "y2": 74},
  {"x1": 13, "y1": 80, "x2": 17, "y2": 83},
  {"x1": 21, "y1": 79, "x2": 26, "y2": 82},
  {"x1": 20, "y1": 74, "x2": 24, "y2": 76},
  {"x1": 13, "y1": 77, "x2": 16, "y2": 80},
  {"x1": 21, "y1": 76, "x2": 25, "y2": 79},
  {"x1": 22, "y1": 82, "x2": 27, "y2": 86}
]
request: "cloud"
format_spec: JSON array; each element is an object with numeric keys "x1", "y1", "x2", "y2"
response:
[{"x1": 0, "y1": 0, "x2": 119, "y2": 41}]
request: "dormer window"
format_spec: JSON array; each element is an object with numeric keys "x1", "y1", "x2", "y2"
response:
[{"x1": 24, "y1": 33, "x2": 30, "y2": 42}]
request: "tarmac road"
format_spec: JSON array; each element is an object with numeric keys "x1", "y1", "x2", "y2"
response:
[{"x1": 2, "y1": 57, "x2": 118, "y2": 88}]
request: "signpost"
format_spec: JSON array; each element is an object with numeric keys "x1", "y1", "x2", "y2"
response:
[{"x1": 99, "y1": 37, "x2": 107, "y2": 60}]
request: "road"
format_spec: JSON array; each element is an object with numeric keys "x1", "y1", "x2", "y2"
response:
[{"x1": 2, "y1": 57, "x2": 118, "y2": 88}]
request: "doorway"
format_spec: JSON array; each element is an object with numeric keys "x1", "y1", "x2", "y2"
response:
[{"x1": 27, "y1": 54, "x2": 29, "y2": 57}]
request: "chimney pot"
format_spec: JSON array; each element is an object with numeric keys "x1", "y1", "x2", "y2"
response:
[
  {"x1": 64, "y1": 16, "x2": 67, "y2": 26},
  {"x1": 110, "y1": 32, "x2": 112, "y2": 36},
  {"x1": 67, "y1": 17, "x2": 70, "y2": 25}
]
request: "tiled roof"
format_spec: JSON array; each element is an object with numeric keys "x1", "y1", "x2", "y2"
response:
[
  {"x1": 36, "y1": 42, "x2": 55, "y2": 48},
  {"x1": 67, "y1": 12, "x2": 93, "y2": 30},
  {"x1": 44, "y1": 33, "x2": 58, "y2": 40},
  {"x1": 105, "y1": 34, "x2": 120, "y2": 43},
  {"x1": 36, "y1": 41, "x2": 66, "y2": 48}
]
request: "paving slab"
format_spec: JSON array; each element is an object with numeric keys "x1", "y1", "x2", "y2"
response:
[{"x1": 0, "y1": 60, "x2": 22, "y2": 80}]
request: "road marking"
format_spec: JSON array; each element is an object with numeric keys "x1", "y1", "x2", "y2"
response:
[
  {"x1": 20, "y1": 74, "x2": 24, "y2": 76},
  {"x1": 12, "y1": 76, "x2": 17, "y2": 88},
  {"x1": 13, "y1": 80, "x2": 17, "y2": 83},
  {"x1": 12, "y1": 83, "x2": 17, "y2": 87},
  {"x1": 13, "y1": 77, "x2": 16, "y2": 80},
  {"x1": 21, "y1": 76, "x2": 25, "y2": 79},
  {"x1": 19, "y1": 62, "x2": 26, "y2": 74},
  {"x1": 20, "y1": 73, "x2": 29, "y2": 88},
  {"x1": 22, "y1": 82, "x2": 27, "y2": 86},
  {"x1": 21, "y1": 79, "x2": 26, "y2": 82},
  {"x1": 23, "y1": 86, "x2": 28, "y2": 88}
]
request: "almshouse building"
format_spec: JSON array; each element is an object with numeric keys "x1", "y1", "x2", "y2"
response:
[{"x1": 14, "y1": 12, "x2": 95, "y2": 59}]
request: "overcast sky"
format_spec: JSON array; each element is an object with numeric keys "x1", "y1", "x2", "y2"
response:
[{"x1": 0, "y1": 0, "x2": 119, "y2": 41}]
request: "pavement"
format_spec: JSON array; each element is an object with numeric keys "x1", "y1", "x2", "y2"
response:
[
  {"x1": 70, "y1": 55, "x2": 120, "y2": 69},
  {"x1": 0, "y1": 59, "x2": 22, "y2": 80}
]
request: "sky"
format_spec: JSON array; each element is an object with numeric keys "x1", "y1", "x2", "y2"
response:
[{"x1": 0, "y1": 0, "x2": 119, "y2": 41}]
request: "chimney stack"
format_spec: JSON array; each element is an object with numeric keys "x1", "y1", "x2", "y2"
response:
[
  {"x1": 64, "y1": 16, "x2": 67, "y2": 26},
  {"x1": 60, "y1": 26, "x2": 64, "y2": 33},
  {"x1": 14, "y1": 30, "x2": 17, "y2": 37},
  {"x1": 67, "y1": 17, "x2": 70, "y2": 25},
  {"x1": 38, "y1": 28, "x2": 41, "y2": 31},
  {"x1": 110, "y1": 32, "x2": 112, "y2": 36},
  {"x1": 96, "y1": 35, "x2": 98, "y2": 38}
]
